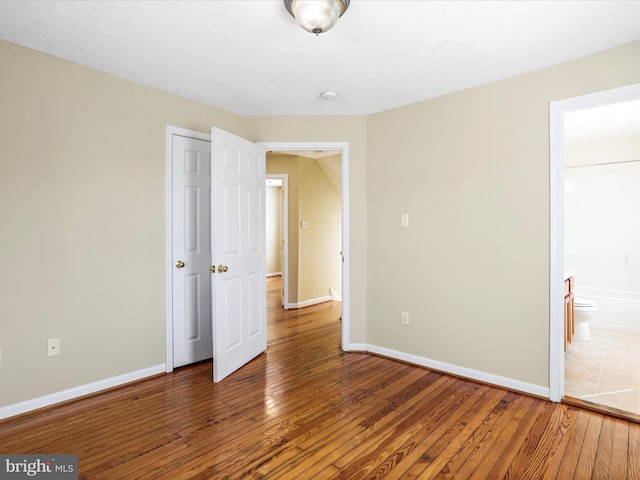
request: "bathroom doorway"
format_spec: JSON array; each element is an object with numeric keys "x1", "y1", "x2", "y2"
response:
[{"x1": 550, "y1": 83, "x2": 640, "y2": 421}]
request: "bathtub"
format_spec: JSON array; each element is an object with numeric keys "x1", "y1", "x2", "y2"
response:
[
  {"x1": 577, "y1": 289, "x2": 640, "y2": 334},
  {"x1": 567, "y1": 253, "x2": 640, "y2": 334}
]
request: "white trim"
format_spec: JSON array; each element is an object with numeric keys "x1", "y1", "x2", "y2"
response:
[
  {"x1": 366, "y1": 344, "x2": 549, "y2": 399},
  {"x1": 330, "y1": 287, "x2": 342, "y2": 302},
  {"x1": 266, "y1": 173, "x2": 289, "y2": 309},
  {"x1": 289, "y1": 295, "x2": 333, "y2": 309},
  {"x1": 260, "y1": 142, "x2": 351, "y2": 352},
  {"x1": 549, "y1": 101, "x2": 565, "y2": 402},
  {"x1": 0, "y1": 364, "x2": 166, "y2": 420},
  {"x1": 549, "y1": 82, "x2": 640, "y2": 402},
  {"x1": 165, "y1": 126, "x2": 211, "y2": 373}
]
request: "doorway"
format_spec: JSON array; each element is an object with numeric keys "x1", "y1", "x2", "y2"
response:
[
  {"x1": 549, "y1": 83, "x2": 640, "y2": 417},
  {"x1": 266, "y1": 174, "x2": 289, "y2": 308},
  {"x1": 261, "y1": 142, "x2": 350, "y2": 352}
]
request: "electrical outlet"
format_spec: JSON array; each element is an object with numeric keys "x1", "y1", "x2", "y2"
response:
[
  {"x1": 47, "y1": 338, "x2": 61, "y2": 357},
  {"x1": 401, "y1": 312, "x2": 409, "y2": 326},
  {"x1": 401, "y1": 214, "x2": 409, "y2": 227}
]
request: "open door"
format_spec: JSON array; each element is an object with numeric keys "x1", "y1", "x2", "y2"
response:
[{"x1": 211, "y1": 128, "x2": 267, "y2": 382}]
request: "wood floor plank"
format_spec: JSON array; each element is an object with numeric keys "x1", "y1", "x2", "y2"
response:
[
  {"x1": 402, "y1": 387, "x2": 509, "y2": 480},
  {"x1": 261, "y1": 375, "x2": 456, "y2": 479},
  {"x1": 539, "y1": 405, "x2": 580, "y2": 480},
  {"x1": 1, "y1": 276, "x2": 638, "y2": 479},
  {"x1": 224, "y1": 362, "x2": 426, "y2": 479},
  {"x1": 574, "y1": 413, "x2": 604, "y2": 479},
  {"x1": 336, "y1": 381, "x2": 491, "y2": 479},
  {"x1": 591, "y1": 416, "x2": 617, "y2": 480},
  {"x1": 628, "y1": 422, "x2": 640, "y2": 480},
  {"x1": 368, "y1": 383, "x2": 498, "y2": 480},
  {"x1": 329, "y1": 376, "x2": 458, "y2": 471},
  {"x1": 554, "y1": 409, "x2": 593, "y2": 480},
  {"x1": 608, "y1": 419, "x2": 629, "y2": 480},
  {"x1": 503, "y1": 401, "x2": 567, "y2": 480},
  {"x1": 428, "y1": 392, "x2": 530, "y2": 479},
  {"x1": 469, "y1": 402, "x2": 556, "y2": 480}
]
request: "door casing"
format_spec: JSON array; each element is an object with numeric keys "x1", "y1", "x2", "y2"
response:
[
  {"x1": 549, "y1": 82, "x2": 640, "y2": 401},
  {"x1": 165, "y1": 126, "x2": 211, "y2": 372}
]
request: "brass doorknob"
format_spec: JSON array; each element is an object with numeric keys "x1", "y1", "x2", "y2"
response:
[
  {"x1": 218, "y1": 265, "x2": 228, "y2": 273},
  {"x1": 175, "y1": 260, "x2": 185, "y2": 268}
]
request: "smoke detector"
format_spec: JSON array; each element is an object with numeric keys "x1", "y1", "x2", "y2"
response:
[{"x1": 320, "y1": 90, "x2": 339, "y2": 101}]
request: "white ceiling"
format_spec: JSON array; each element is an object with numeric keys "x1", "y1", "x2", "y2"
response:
[
  {"x1": 1, "y1": 1, "x2": 640, "y2": 116},
  {"x1": 565, "y1": 99, "x2": 640, "y2": 144}
]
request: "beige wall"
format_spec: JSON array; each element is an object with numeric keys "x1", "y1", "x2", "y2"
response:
[
  {"x1": 266, "y1": 185, "x2": 283, "y2": 275},
  {"x1": 298, "y1": 157, "x2": 342, "y2": 301},
  {"x1": 0, "y1": 40, "x2": 257, "y2": 406},
  {"x1": 3, "y1": 34, "x2": 640, "y2": 411},
  {"x1": 0, "y1": 40, "x2": 264, "y2": 407},
  {"x1": 366, "y1": 40, "x2": 640, "y2": 388},
  {"x1": 266, "y1": 154, "x2": 300, "y2": 304},
  {"x1": 266, "y1": 155, "x2": 343, "y2": 304},
  {"x1": 0, "y1": 40, "x2": 368, "y2": 409}
]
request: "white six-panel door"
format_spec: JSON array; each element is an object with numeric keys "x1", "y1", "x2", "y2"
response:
[
  {"x1": 211, "y1": 128, "x2": 267, "y2": 382},
  {"x1": 172, "y1": 135, "x2": 213, "y2": 367}
]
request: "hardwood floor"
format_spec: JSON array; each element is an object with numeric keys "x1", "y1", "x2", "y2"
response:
[{"x1": 1, "y1": 276, "x2": 639, "y2": 479}]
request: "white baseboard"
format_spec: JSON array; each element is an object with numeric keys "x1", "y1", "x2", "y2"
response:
[
  {"x1": 347, "y1": 343, "x2": 367, "y2": 352},
  {"x1": 288, "y1": 295, "x2": 332, "y2": 309},
  {"x1": 0, "y1": 364, "x2": 166, "y2": 420},
  {"x1": 1, "y1": 345, "x2": 552, "y2": 421},
  {"x1": 330, "y1": 287, "x2": 342, "y2": 302},
  {"x1": 362, "y1": 344, "x2": 550, "y2": 399}
]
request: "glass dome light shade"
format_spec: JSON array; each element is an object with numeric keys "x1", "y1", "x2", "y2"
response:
[{"x1": 285, "y1": 0, "x2": 350, "y2": 35}]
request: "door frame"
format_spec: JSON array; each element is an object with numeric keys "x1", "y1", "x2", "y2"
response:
[
  {"x1": 165, "y1": 126, "x2": 211, "y2": 373},
  {"x1": 549, "y1": 82, "x2": 640, "y2": 401},
  {"x1": 266, "y1": 173, "x2": 289, "y2": 308},
  {"x1": 261, "y1": 142, "x2": 350, "y2": 352}
]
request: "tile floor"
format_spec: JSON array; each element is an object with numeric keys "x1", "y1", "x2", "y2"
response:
[{"x1": 565, "y1": 327, "x2": 640, "y2": 415}]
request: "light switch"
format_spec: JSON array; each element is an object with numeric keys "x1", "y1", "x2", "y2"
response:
[
  {"x1": 301, "y1": 221, "x2": 308, "y2": 230},
  {"x1": 401, "y1": 214, "x2": 409, "y2": 227}
]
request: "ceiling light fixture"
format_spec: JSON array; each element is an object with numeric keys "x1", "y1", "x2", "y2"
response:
[{"x1": 284, "y1": 0, "x2": 350, "y2": 36}]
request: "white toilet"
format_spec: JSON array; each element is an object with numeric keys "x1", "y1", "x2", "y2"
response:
[{"x1": 574, "y1": 297, "x2": 597, "y2": 341}]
